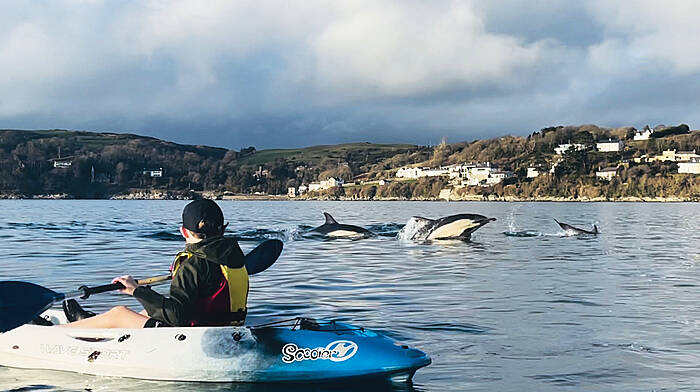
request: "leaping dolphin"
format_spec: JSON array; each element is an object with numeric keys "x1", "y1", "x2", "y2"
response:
[
  {"x1": 553, "y1": 218, "x2": 598, "y2": 235},
  {"x1": 398, "y1": 214, "x2": 496, "y2": 241},
  {"x1": 307, "y1": 212, "x2": 373, "y2": 239}
]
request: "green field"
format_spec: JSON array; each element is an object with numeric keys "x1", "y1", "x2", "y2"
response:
[{"x1": 238, "y1": 142, "x2": 417, "y2": 166}]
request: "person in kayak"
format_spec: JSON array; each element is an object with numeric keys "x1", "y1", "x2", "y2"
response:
[{"x1": 59, "y1": 199, "x2": 249, "y2": 328}]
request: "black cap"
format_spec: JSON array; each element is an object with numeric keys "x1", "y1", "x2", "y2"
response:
[{"x1": 182, "y1": 199, "x2": 224, "y2": 237}]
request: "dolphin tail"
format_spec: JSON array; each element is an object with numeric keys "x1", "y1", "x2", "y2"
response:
[
  {"x1": 323, "y1": 212, "x2": 338, "y2": 225},
  {"x1": 593, "y1": 225, "x2": 598, "y2": 234}
]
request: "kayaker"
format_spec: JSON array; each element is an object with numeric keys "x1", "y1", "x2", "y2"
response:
[{"x1": 60, "y1": 199, "x2": 249, "y2": 328}]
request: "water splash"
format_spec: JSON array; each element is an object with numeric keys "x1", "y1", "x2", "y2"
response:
[{"x1": 396, "y1": 217, "x2": 432, "y2": 242}]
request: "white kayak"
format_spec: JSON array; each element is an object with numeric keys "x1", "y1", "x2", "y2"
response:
[{"x1": 0, "y1": 310, "x2": 431, "y2": 383}]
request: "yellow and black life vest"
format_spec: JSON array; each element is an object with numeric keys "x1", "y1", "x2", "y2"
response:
[{"x1": 172, "y1": 251, "x2": 249, "y2": 326}]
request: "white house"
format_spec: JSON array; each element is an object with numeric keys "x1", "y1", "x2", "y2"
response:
[
  {"x1": 677, "y1": 150, "x2": 700, "y2": 161},
  {"x1": 596, "y1": 139, "x2": 624, "y2": 152},
  {"x1": 448, "y1": 164, "x2": 476, "y2": 179},
  {"x1": 596, "y1": 167, "x2": 619, "y2": 180},
  {"x1": 307, "y1": 178, "x2": 344, "y2": 192},
  {"x1": 678, "y1": 158, "x2": 700, "y2": 174},
  {"x1": 53, "y1": 160, "x2": 72, "y2": 168},
  {"x1": 554, "y1": 143, "x2": 586, "y2": 155},
  {"x1": 395, "y1": 167, "x2": 426, "y2": 179},
  {"x1": 469, "y1": 163, "x2": 495, "y2": 182},
  {"x1": 297, "y1": 185, "x2": 308, "y2": 194},
  {"x1": 634, "y1": 128, "x2": 653, "y2": 140},
  {"x1": 396, "y1": 166, "x2": 450, "y2": 179},
  {"x1": 422, "y1": 167, "x2": 449, "y2": 177},
  {"x1": 142, "y1": 168, "x2": 163, "y2": 177},
  {"x1": 287, "y1": 187, "x2": 296, "y2": 198},
  {"x1": 485, "y1": 171, "x2": 514, "y2": 185},
  {"x1": 527, "y1": 167, "x2": 540, "y2": 178},
  {"x1": 648, "y1": 150, "x2": 700, "y2": 162},
  {"x1": 320, "y1": 177, "x2": 344, "y2": 188}
]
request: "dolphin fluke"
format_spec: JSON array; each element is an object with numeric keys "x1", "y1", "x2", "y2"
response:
[{"x1": 323, "y1": 212, "x2": 339, "y2": 225}]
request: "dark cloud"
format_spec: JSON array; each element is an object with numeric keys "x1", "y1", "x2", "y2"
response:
[{"x1": 0, "y1": 1, "x2": 698, "y2": 149}]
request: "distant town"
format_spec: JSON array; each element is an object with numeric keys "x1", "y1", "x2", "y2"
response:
[
  {"x1": 0, "y1": 123, "x2": 698, "y2": 201},
  {"x1": 286, "y1": 125, "x2": 699, "y2": 201}
]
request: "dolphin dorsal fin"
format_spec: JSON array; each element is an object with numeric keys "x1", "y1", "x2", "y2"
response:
[{"x1": 323, "y1": 212, "x2": 338, "y2": 225}]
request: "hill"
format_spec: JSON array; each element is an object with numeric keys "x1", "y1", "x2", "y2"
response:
[
  {"x1": 0, "y1": 129, "x2": 421, "y2": 197},
  {"x1": 0, "y1": 125, "x2": 698, "y2": 200}
]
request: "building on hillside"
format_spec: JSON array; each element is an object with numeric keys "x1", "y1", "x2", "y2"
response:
[
  {"x1": 596, "y1": 167, "x2": 619, "y2": 180},
  {"x1": 297, "y1": 185, "x2": 308, "y2": 194},
  {"x1": 649, "y1": 150, "x2": 677, "y2": 162},
  {"x1": 320, "y1": 177, "x2": 344, "y2": 188},
  {"x1": 596, "y1": 139, "x2": 624, "y2": 152},
  {"x1": 648, "y1": 149, "x2": 700, "y2": 162},
  {"x1": 634, "y1": 126, "x2": 654, "y2": 140},
  {"x1": 448, "y1": 164, "x2": 477, "y2": 179},
  {"x1": 677, "y1": 150, "x2": 700, "y2": 161},
  {"x1": 554, "y1": 143, "x2": 586, "y2": 155},
  {"x1": 50, "y1": 156, "x2": 73, "y2": 168},
  {"x1": 470, "y1": 163, "x2": 495, "y2": 182},
  {"x1": 142, "y1": 167, "x2": 163, "y2": 177},
  {"x1": 422, "y1": 167, "x2": 449, "y2": 177},
  {"x1": 527, "y1": 167, "x2": 541, "y2": 178},
  {"x1": 396, "y1": 167, "x2": 426, "y2": 179},
  {"x1": 485, "y1": 171, "x2": 514, "y2": 185},
  {"x1": 378, "y1": 179, "x2": 391, "y2": 186},
  {"x1": 678, "y1": 158, "x2": 700, "y2": 174},
  {"x1": 287, "y1": 187, "x2": 296, "y2": 198},
  {"x1": 395, "y1": 166, "x2": 450, "y2": 179},
  {"x1": 307, "y1": 177, "x2": 344, "y2": 192}
]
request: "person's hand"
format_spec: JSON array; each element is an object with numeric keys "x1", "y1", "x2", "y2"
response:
[{"x1": 113, "y1": 275, "x2": 138, "y2": 296}]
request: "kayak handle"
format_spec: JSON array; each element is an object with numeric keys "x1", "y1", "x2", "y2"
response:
[{"x1": 78, "y1": 274, "x2": 173, "y2": 299}]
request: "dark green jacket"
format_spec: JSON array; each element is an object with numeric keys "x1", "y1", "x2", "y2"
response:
[{"x1": 133, "y1": 236, "x2": 246, "y2": 326}]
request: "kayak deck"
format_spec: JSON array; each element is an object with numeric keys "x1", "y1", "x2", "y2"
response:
[{"x1": 0, "y1": 310, "x2": 431, "y2": 383}]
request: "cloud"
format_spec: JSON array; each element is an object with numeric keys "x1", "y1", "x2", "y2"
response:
[{"x1": 0, "y1": 1, "x2": 698, "y2": 148}]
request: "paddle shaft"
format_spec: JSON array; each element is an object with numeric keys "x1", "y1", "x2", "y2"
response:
[{"x1": 75, "y1": 274, "x2": 172, "y2": 300}]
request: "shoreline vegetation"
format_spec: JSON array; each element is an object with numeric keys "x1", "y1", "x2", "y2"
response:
[
  {"x1": 1, "y1": 124, "x2": 698, "y2": 202},
  {"x1": 1, "y1": 191, "x2": 693, "y2": 202}
]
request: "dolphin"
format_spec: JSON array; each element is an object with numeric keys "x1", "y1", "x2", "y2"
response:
[
  {"x1": 307, "y1": 212, "x2": 373, "y2": 239},
  {"x1": 398, "y1": 214, "x2": 496, "y2": 241},
  {"x1": 553, "y1": 218, "x2": 598, "y2": 235}
]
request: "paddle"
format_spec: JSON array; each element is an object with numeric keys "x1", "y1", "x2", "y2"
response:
[{"x1": 0, "y1": 239, "x2": 283, "y2": 333}]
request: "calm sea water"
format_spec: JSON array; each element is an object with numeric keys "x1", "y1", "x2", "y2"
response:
[{"x1": 1, "y1": 200, "x2": 699, "y2": 392}]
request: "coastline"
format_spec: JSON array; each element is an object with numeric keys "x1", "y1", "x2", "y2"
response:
[{"x1": 1, "y1": 191, "x2": 696, "y2": 202}]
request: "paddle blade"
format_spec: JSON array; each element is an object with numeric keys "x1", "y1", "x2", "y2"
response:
[
  {"x1": 0, "y1": 281, "x2": 63, "y2": 332},
  {"x1": 245, "y1": 239, "x2": 283, "y2": 275}
]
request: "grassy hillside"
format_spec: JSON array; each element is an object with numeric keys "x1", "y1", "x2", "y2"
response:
[
  {"x1": 238, "y1": 142, "x2": 418, "y2": 166},
  {"x1": 0, "y1": 129, "x2": 421, "y2": 197},
  {"x1": 1, "y1": 125, "x2": 698, "y2": 200}
]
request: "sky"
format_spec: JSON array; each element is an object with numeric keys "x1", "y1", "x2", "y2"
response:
[{"x1": 1, "y1": 0, "x2": 700, "y2": 150}]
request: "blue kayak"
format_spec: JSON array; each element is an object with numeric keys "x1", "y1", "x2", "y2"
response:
[{"x1": 0, "y1": 310, "x2": 431, "y2": 383}]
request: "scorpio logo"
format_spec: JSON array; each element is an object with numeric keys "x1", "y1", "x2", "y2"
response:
[{"x1": 281, "y1": 340, "x2": 359, "y2": 363}]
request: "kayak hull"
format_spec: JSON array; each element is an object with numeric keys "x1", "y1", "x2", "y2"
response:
[{"x1": 0, "y1": 310, "x2": 430, "y2": 383}]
